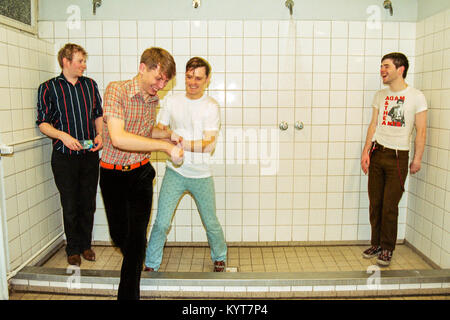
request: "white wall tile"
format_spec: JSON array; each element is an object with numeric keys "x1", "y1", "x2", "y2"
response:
[
  {"x1": 208, "y1": 21, "x2": 225, "y2": 37},
  {"x1": 226, "y1": 21, "x2": 243, "y2": 37},
  {"x1": 243, "y1": 21, "x2": 260, "y2": 38},
  {"x1": 155, "y1": 21, "x2": 172, "y2": 38},
  {"x1": 137, "y1": 21, "x2": 154, "y2": 38},
  {"x1": 261, "y1": 21, "x2": 278, "y2": 37},
  {"x1": 85, "y1": 21, "x2": 103, "y2": 38},
  {"x1": 119, "y1": 21, "x2": 137, "y2": 38},
  {"x1": 348, "y1": 21, "x2": 365, "y2": 38}
]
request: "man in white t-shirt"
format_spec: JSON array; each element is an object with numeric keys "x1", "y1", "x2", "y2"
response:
[
  {"x1": 144, "y1": 57, "x2": 227, "y2": 272},
  {"x1": 360, "y1": 52, "x2": 427, "y2": 266}
]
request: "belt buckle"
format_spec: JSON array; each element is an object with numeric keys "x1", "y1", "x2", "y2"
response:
[{"x1": 122, "y1": 165, "x2": 131, "y2": 171}]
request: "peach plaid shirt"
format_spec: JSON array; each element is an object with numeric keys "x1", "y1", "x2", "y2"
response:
[{"x1": 101, "y1": 76, "x2": 158, "y2": 165}]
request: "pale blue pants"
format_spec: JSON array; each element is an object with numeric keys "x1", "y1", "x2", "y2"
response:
[{"x1": 145, "y1": 167, "x2": 227, "y2": 270}]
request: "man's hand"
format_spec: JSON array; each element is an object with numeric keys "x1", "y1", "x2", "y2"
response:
[
  {"x1": 361, "y1": 151, "x2": 370, "y2": 175},
  {"x1": 60, "y1": 132, "x2": 83, "y2": 151},
  {"x1": 170, "y1": 132, "x2": 183, "y2": 145},
  {"x1": 90, "y1": 134, "x2": 103, "y2": 152},
  {"x1": 409, "y1": 159, "x2": 421, "y2": 174},
  {"x1": 169, "y1": 145, "x2": 184, "y2": 165}
]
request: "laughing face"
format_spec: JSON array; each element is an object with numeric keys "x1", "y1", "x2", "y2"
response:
[
  {"x1": 185, "y1": 66, "x2": 210, "y2": 100},
  {"x1": 139, "y1": 64, "x2": 169, "y2": 97},
  {"x1": 380, "y1": 58, "x2": 404, "y2": 85}
]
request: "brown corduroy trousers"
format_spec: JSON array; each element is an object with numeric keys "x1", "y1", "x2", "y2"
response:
[{"x1": 368, "y1": 142, "x2": 409, "y2": 251}]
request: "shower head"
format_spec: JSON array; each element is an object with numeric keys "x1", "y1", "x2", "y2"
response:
[
  {"x1": 383, "y1": 0, "x2": 393, "y2": 16},
  {"x1": 285, "y1": 0, "x2": 294, "y2": 16}
]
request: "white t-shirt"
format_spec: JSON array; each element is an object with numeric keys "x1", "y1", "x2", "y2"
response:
[
  {"x1": 372, "y1": 86, "x2": 427, "y2": 150},
  {"x1": 158, "y1": 93, "x2": 220, "y2": 178}
]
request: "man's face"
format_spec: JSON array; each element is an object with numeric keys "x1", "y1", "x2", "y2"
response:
[
  {"x1": 139, "y1": 64, "x2": 169, "y2": 96},
  {"x1": 63, "y1": 51, "x2": 86, "y2": 78},
  {"x1": 380, "y1": 58, "x2": 403, "y2": 85},
  {"x1": 185, "y1": 66, "x2": 210, "y2": 99}
]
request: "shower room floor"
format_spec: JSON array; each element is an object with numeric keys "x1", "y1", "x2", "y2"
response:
[
  {"x1": 9, "y1": 243, "x2": 450, "y2": 300},
  {"x1": 41, "y1": 243, "x2": 433, "y2": 273}
]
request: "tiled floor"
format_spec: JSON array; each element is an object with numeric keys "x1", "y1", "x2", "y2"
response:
[
  {"x1": 40, "y1": 244, "x2": 434, "y2": 272},
  {"x1": 9, "y1": 244, "x2": 448, "y2": 300}
]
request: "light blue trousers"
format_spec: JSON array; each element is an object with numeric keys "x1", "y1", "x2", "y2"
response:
[{"x1": 145, "y1": 167, "x2": 227, "y2": 270}]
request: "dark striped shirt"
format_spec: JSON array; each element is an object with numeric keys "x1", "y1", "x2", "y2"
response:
[{"x1": 36, "y1": 73, "x2": 103, "y2": 155}]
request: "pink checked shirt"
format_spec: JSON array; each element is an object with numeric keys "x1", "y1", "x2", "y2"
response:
[{"x1": 101, "y1": 76, "x2": 158, "y2": 165}]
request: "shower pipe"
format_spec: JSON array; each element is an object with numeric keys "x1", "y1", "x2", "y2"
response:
[
  {"x1": 6, "y1": 231, "x2": 65, "y2": 280},
  {"x1": 0, "y1": 136, "x2": 48, "y2": 156},
  {"x1": 8, "y1": 136, "x2": 47, "y2": 146}
]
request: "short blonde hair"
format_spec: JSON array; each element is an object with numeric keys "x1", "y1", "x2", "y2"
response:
[
  {"x1": 140, "y1": 47, "x2": 176, "y2": 80},
  {"x1": 57, "y1": 43, "x2": 87, "y2": 69}
]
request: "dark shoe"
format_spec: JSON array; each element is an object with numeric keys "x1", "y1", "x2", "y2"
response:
[
  {"x1": 67, "y1": 254, "x2": 81, "y2": 266},
  {"x1": 362, "y1": 246, "x2": 381, "y2": 259},
  {"x1": 143, "y1": 266, "x2": 154, "y2": 272},
  {"x1": 82, "y1": 249, "x2": 96, "y2": 261},
  {"x1": 377, "y1": 249, "x2": 393, "y2": 266},
  {"x1": 213, "y1": 261, "x2": 225, "y2": 272}
]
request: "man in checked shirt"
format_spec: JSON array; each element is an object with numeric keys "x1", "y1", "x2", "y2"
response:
[
  {"x1": 100, "y1": 47, "x2": 183, "y2": 300},
  {"x1": 36, "y1": 43, "x2": 103, "y2": 268}
]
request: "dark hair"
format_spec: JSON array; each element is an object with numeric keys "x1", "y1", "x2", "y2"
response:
[
  {"x1": 140, "y1": 47, "x2": 176, "y2": 80},
  {"x1": 186, "y1": 57, "x2": 211, "y2": 77},
  {"x1": 381, "y1": 52, "x2": 409, "y2": 78},
  {"x1": 57, "y1": 43, "x2": 87, "y2": 69}
]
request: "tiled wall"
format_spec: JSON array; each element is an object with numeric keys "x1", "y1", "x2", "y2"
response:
[
  {"x1": 0, "y1": 24, "x2": 62, "y2": 271},
  {"x1": 405, "y1": 9, "x2": 450, "y2": 268},
  {"x1": 37, "y1": 19, "x2": 419, "y2": 245}
]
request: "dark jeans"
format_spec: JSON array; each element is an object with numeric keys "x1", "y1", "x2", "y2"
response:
[
  {"x1": 51, "y1": 149, "x2": 99, "y2": 256},
  {"x1": 368, "y1": 143, "x2": 409, "y2": 251},
  {"x1": 99, "y1": 162, "x2": 155, "y2": 300}
]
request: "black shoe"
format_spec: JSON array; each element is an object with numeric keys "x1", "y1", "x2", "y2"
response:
[
  {"x1": 213, "y1": 261, "x2": 225, "y2": 272},
  {"x1": 362, "y1": 246, "x2": 381, "y2": 259},
  {"x1": 376, "y1": 249, "x2": 393, "y2": 266}
]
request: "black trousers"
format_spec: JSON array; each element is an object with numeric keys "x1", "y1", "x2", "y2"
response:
[
  {"x1": 99, "y1": 162, "x2": 155, "y2": 300},
  {"x1": 51, "y1": 149, "x2": 99, "y2": 256}
]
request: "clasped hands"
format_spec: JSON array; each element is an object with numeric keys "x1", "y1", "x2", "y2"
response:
[{"x1": 169, "y1": 132, "x2": 184, "y2": 165}]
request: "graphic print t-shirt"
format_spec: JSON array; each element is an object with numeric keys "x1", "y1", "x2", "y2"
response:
[{"x1": 372, "y1": 86, "x2": 427, "y2": 150}]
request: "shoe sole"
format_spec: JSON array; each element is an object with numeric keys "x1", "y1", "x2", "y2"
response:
[
  {"x1": 362, "y1": 253, "x2": 379, "y2": 259},
  {"x1": 376, "y1": 259, "x2": 390, "y2": 266}
]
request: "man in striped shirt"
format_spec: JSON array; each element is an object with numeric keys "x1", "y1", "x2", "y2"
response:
[
  {"x1": 36, "y1": 43, "x2": 103, "y2": 267},
  {"x1": 100, "y1": 47, "x2": 183, "y2": 300}
]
